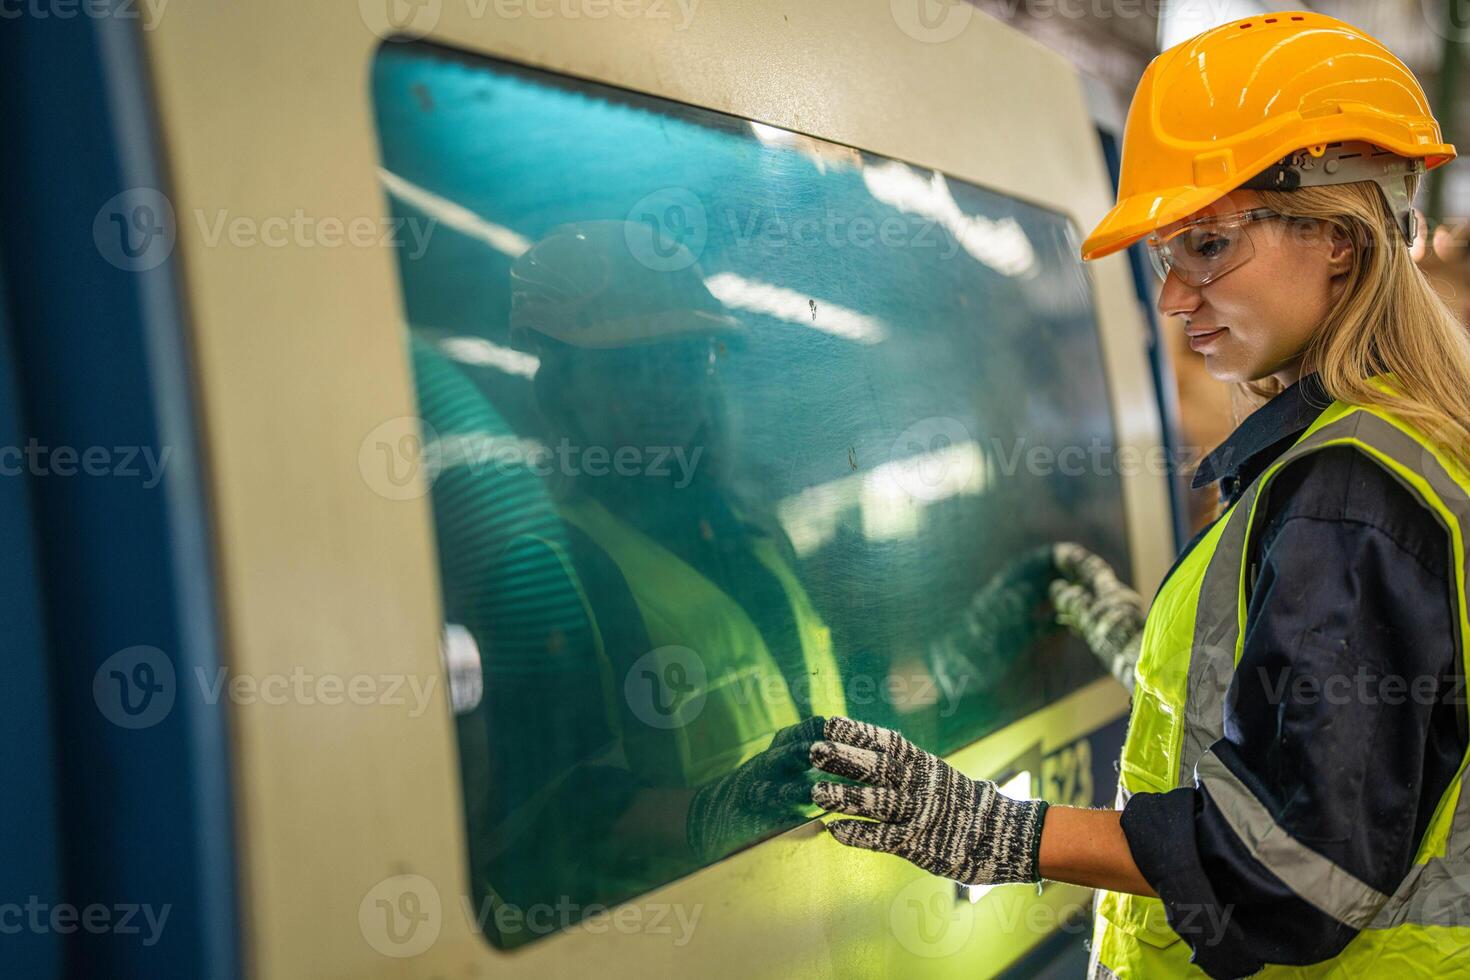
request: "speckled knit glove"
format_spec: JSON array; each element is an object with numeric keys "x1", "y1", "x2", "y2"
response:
[
  {"x1": 1049, "y1": 542, "x2": 1146, "y2": 694},
  {"x1": 686, "y1": 716, "x2": 824, "y2": 863},
  {"x1": 809, "y1": 716, "x2": 1048, "y2": 886}
]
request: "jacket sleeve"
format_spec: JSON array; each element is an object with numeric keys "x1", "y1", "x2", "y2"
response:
[{"x1": 1118, "y1": 447, "x2": 1466, "y2": 978}]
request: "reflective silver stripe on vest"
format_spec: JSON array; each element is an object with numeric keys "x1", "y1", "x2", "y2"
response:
[
  {"x1": 1340, "y1": 413, "x2": 1470, "y2": 861},
  {"x1": 1178, "y1": 476, "x2": 1263, "y2": 785},
  {"x1": 1195, "y1": 749, "x2": 1392, "y2": 928},
  {"x1": 1367, "y1": 858, "x2": 1470, "y2": 928},
  {"x1": 1179, "y1": 410, "x2": 1378, "y2": 784},
  {"x1": 1180, "y1": 411, "x2": 1470, "y2": 789}
]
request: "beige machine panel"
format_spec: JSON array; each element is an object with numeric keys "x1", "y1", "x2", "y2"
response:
[{"x1": 138, "y1": 1, "x2": 1168, "y2": 976}]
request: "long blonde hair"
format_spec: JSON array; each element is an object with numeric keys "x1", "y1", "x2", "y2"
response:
[{"x1": 1230, "y1": 178, "x2": 1470, "y2": 473}]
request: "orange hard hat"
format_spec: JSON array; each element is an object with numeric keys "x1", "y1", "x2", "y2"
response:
[{"x1": 1082, "y1": 11, "x2": 1456, "y2": 261}]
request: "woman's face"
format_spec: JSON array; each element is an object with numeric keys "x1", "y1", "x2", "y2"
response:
[{"x1": 1154, "y1": 189, "x2": 1354, "y2": 385}]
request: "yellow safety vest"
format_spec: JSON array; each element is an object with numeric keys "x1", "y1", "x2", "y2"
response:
[
  {"x1": 1091, "y1": 377, "x2": 1470, "y2": 977},
  {"x1": 560, "y1": 494, "x2": 847, "y2": 788}
]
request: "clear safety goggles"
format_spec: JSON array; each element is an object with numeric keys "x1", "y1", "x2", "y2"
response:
[{"x1": 1145, "y1": 207, "x2": 1284, "y2": 287}]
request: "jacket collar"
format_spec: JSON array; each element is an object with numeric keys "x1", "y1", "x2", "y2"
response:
[{"x1": 1190, "y1": 372, "x2": 1332, "y2": 497}]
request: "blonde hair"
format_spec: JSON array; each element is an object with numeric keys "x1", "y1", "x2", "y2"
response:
[{"x1": 1229, "y1": 177, "x2": 1470, "y2": 474}]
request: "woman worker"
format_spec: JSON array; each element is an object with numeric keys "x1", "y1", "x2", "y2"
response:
[{"x1": 804, "y1": 12, "x2": 1470, "y2": 977}]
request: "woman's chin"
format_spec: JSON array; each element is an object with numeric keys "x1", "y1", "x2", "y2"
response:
[{"x1": 1201, "y1": 356, "x2": 1243, "y2": 384}]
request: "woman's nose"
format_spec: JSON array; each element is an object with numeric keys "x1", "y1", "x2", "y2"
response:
[{"x1": 1156, "y1": 270, "x2": 1203, "y2": 320}]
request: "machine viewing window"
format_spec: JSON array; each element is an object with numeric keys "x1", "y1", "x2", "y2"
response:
[{"x1": 371, "y1": 42, "x2": 1129, "y2": 948}]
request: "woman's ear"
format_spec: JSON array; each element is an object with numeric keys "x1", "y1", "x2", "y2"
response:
[{"x1": 1326, "y1": 222, "x2": 1356, "y2": 275}]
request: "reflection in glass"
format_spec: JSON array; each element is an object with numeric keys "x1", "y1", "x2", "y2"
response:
[{"x1": 372, "y1": 43, "x2": 1129, "y2": 947}]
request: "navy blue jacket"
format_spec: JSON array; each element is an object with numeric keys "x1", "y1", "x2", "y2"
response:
[{"x1": 1120, "y1": 372, "x2": 1468, "y2": 978}]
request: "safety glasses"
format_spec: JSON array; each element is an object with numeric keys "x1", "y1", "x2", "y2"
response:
[{"x1": 1145, "y1": 207, "x2": 1283, "y2": 287}]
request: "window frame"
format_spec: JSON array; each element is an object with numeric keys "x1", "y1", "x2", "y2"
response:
[{"x1": 136, "y1": 2, "x2": 1170, "y2": 975}]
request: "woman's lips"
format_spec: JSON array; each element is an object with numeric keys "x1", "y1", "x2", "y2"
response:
[{"x1": 1187, "y1": 326, "x2": 1227, "y2": 351}]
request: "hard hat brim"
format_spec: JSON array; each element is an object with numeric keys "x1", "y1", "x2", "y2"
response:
[
  {"x1": 1083, "y1": 133, "x2": 1457, "y2": 262},
  {"x1": 1080, "y1": 184, "x2": 1226, "y2": 262}
]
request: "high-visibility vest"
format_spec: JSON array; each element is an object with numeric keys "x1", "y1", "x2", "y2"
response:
[
  {"x1": 1091, "y1": 377, "x2": 1470, "y2": 977},
  {"x1": 560, "y1": 494, "x2": 847, "y2": 788}
]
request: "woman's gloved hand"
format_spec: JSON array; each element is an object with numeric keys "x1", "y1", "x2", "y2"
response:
[
  {"x1": 1049, "y1": 542, "x2": 1146, "y2": 693},
  {"x1": 808, "y1": 716, "x2": 1048, "y2": 886},
  {"x1": 686, "y1": 716, "x2": 825, "y2": 863}
]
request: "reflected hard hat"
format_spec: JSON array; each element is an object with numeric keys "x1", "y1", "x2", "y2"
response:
[
  {"x1": 1081, "y1": 11, "x2": 1456, "y2": 261},
  {"x1": 509, "y1": 220, "x2": 740, "y2": 349}
]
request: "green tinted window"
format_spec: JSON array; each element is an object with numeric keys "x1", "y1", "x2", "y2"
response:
[{"x1": 371, "y1": 43, "x2": 1129, "y2": 948}]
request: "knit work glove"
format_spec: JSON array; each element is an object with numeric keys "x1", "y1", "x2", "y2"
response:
[
  {"x1": 808, "y1": 716, "x2": 1048, "y2": 886},
  {"x1": 686, "y1": 716, "x2": 824, "y2": 863},
  {"x1": 1049, "y1": 542, "x2": 1145, "y2": 694}
]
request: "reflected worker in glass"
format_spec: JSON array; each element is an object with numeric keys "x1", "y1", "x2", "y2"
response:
[{"x1": 508, "y1": 220, "x2": 848, "y2": 867}]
